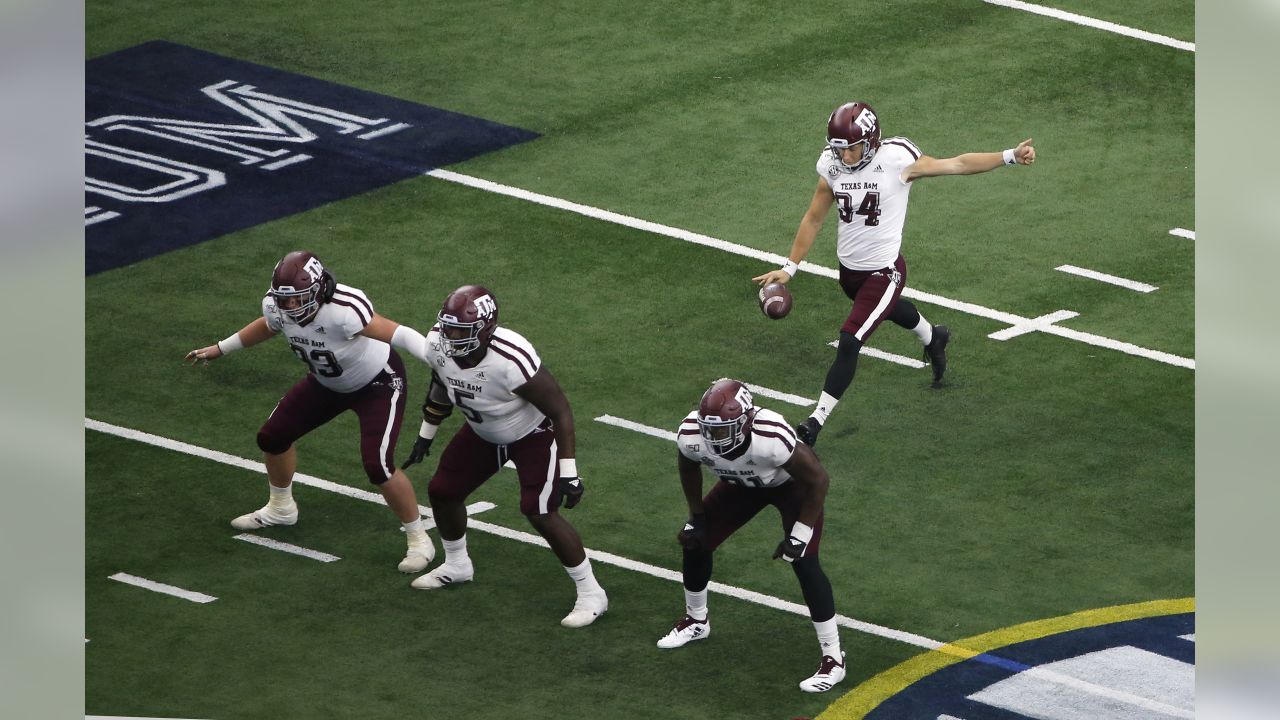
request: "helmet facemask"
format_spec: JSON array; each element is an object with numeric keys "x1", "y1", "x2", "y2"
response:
[
  {"x1": 271, "y1": 282, "x2": 322, "y2": 324},
  {"x1": 828, "y1": 137, "x2": 876, "y2": 172},
  {"x1": 698, "y1": 412, "x2": 750, "y2": 456},
  {"x1": 438, "y1": 313, "x2": 488, "y2": 357}
]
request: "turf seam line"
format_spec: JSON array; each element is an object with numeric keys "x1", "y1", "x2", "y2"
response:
[
  {"x1": 89, "y1": 417, "x2": 1189, "y2": 715},
  {"x1": 232, "y1": 534, "x2": 341, "y2": 562},
  {"x1": 1055, "y1": 265, "x2": 1158, "y2": 293},
  {"x1": 982, "y1": 0, "x2": 1194, "y2": 52},
  {"x1": 107, "y1": 572, "x2": 217, "y2": 604},
  {"x1": 83, "y1": 418, "x2": 496, "y2": 531},
  {"x1": 424, "y1": 169, "x2": 1194, "y2": 370}
]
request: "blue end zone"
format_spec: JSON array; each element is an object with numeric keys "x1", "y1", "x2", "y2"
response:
[
  {"x1": 866, "y1": 613, "x2": 1194, "y2": 719},
  {"x1": 85, "y1": 41, "x2": 539, "y2": 275}
]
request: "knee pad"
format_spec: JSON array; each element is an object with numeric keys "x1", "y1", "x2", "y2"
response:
[
  {"x1": 835, "y1": 332, "x2": 863, "y2": 359},
  {"x1": 361, "y1": 459, "x2": 389, "y2": 485},
  {"x1": 427, "y1": 476, "x2": 466, "y2": 505},
  {"x1": 256, "y1": 428, "x2": 291, "y2": 456}
]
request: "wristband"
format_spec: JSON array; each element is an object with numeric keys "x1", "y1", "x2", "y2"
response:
[
  {"x1": 217, "y1": 332, "x2": 244, "y2": 354},
  {"x1": 790, "y1": 521, "x2": 814, "y2": 545},
  {"x1": 559, "y1": 458, "x2": 578, "y2": 477},
  {"x1": 418, "y1": 420, "x2": 439, "y2": 439},
  {"x1": 780, "y1": 260, "x2": 799, "y2": 278},
  {"x1": 1002, "y1": 148, "x2": 1017, "y2": 166}
]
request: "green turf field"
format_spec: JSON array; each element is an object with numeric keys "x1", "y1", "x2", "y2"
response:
[{"x1": 86, "y1": 2, "x2": 1194, "y2": 718}]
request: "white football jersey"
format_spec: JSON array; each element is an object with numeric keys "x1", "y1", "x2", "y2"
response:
[
  {"x1": 423, "y1": 326, "x2": 545, "y2": 445},
  {"x1": 262, "y1": 283, "x2": 390, "y2": 393},
  {"x1": 816, "y1": 137, "x2": 923, "y2": 271},
  {"x1": 677, "y1": 408, "x2": 798, "y2": 488}
]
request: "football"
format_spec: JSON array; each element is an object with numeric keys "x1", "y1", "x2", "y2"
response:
[{"x1": 758, "y1": 282, "x2": 793, "y2": 319}]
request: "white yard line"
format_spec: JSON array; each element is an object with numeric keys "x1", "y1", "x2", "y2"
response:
[
  {"x1": 1055, "y1": 265, "x2": 1158, "y2": 293},
  {"x1": 84, "y1": 418, "x2": 494, "y2": 530},
  {"x1": 89, "y1": 417, "x2": 1186, "y2": 715},
  {"x1": 424, "y1": 169, "x2": 1193, "y2": 370},
  {"x1": 988, "y1": 309, "x2": 1079, "y2": 341},
  {"x1": 827, "y1": 340, "x2": 927, "y2": 368},
  {"x1": 1169, "y1": 228, "x2": 1195, "y2": 240},
  {"x1": 107, "y1": 573, "x2": 217, "y2": 604},
  {"x1": 741, "y1": 383, "x2": 815, "y2": 407},
  {"x1": 588, "y1": 412, "x2": 1193, "y2": 715},
  {"x1": 982, "y1": 0, "x2": 1194, "y2": 52},
  {"x1": 88, "y1": 716, "x2": 210, "y2": 720},
  {"x1": 594, "y1": 414, "x2": 678, "y2": 442},
  {"x1": 232, "y1": 534, "x2": 341, "y2": 562}
]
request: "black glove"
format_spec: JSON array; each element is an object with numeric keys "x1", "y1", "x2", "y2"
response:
[
  {"x1": 677, "y1": 513, "x2": 707, "y2": 551},
  {"x1": 559, "y1": 474, "x2": 584, "y2": 509},
  {"x1": 400, "y1": 435, "x2": 434, "y2": 469},
  {"x1": 772, "y1": 522, "x2": 814, "y2": 563}
]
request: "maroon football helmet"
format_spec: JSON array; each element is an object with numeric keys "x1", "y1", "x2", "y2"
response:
[
  {"x1": 438, "y1": 285, "x2": 499, "y2": 357},
  {"x1": 827, "y1": 101, "x2": 881, "y2": 172},
  {"x1": 697, "y1": 378, "x2": 756, "y2": 456},
  {"x1": 269, "y1": 250, "x2": 334, "y2": 325}
]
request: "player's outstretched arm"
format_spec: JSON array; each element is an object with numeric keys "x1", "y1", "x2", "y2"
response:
[
  {"x1": 902, "y1": 138, "x2": 1035, "y2": 182},
  {"x1": 781, "y1": 443, "x2": 830, "y2": 529},
  {"x1": 402, "y1": 372, "x2": 453, "y2": 470},
  {"x1": 185, "y1": 317, "x2": 275, "y2": 366},
  {"x1": 773, "y1": 443, "x2": 830, "y2": 562},
  {"x1": 675, "y1": 452, "x2": 707, "y2": 550},
  {"x1": 753, "y1": 180, "x2": 835, "y2": 286},
  {"x1": 361, "y1": 313, "x2": 431, "y2": 364},
  {"x1": 517, "y1": 367, "x2": 584, "y2": 508}
]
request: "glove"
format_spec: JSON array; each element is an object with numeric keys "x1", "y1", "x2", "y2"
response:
[
  {"x1": 400, "y1": 435, "x2": 434, "y2": 469},
  {"x1": 677, "y1": 513, "x2": 707, "y2": 551},
  {"x1": 559, "y1": 475, "x2": 584, "y2": 509},
  {"x1": 772, "y1": 521, "x2": 814, "y2": 563}
]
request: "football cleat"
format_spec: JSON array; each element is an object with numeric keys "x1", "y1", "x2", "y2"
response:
[
  {"x1": 923, "y1": 325, "x2": 950, "y2": 387},
  {"x1": 410, "y1": 560, "x2": 474, "y2": 589},
  {"x1": 398, "y1": 531, "x2": 436, "y2": 573},
  {"x1": 656, "y1": 614, "x2": 710, "y2": 649},
  {"x1": 795, "y1": 417, "x2": 822, "y2": 448},
  {"x1": 230, "y1": 502, "x2": 298, "y2": 531},
  {"x1": 561, "y1": 589, "x2": 609, "y2": 628},
  {"x1": 799, "y1": 652, "x2": 847, "y2": 693}
]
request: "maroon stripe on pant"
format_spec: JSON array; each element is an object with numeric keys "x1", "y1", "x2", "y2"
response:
[{"x1": 837, "y1": 254, "x2": 908, "y2": 341}]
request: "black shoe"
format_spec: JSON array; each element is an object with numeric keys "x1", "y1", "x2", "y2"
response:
[
  {"x1": 795, "y1": 417, "x2": 822, "y2": 447},
  {"x1": 923, "y1": 325, "x2": 950, "y2": 387}
]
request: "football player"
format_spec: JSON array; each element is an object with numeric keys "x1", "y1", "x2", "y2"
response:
[
  {"x1": 397, "y1": 285, "x2": 607, "y2": 628},
  {"x1": 657, "y1": 379, "x2": 846, "y2": 693},
  {"x1": 185, "y1": 250, "x2": 435, "y2": 573},
  {"x1": 753, "y1": 101, "x2": 1036, "y2": 446}
]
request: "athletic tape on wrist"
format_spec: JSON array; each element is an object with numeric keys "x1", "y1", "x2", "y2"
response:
[
  {"x1": 217, "y1": 332, "x2": 244, "y2": 354},
  {"x1": 559, "y1": 458, "x2": 578, "y2": 478}
]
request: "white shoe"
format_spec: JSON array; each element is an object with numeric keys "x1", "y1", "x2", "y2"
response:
[
  {"x1": 398, "y1": 532, "x2": 436, "y2": 573},
  {"x1": 656, "y1": 615, "x2": 710, "y2": 648},
  {"x1": 560, "y1": 589, "x2": 608, "y2": 628},
  {"x1": 798, "y1": 652, "x2": 846, "y2": 693},
  {"x1": 410, "y1": 561, "x2": 474, "y2": 589},
  {"x1": 230, "y1": 502, "x2": 298, "y2": 530}
]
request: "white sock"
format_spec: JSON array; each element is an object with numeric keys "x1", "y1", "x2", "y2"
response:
[
  {"x1": 812, "y1": 392, "x2": 840, "y2": 425},
  {"x1": 442, "y1": 536, "x2": 470, "y2": 566},
  {"x1": 267, "y1": 483, "x2": 293, "y2": 508},
  {"x1": 912, "y1": 315, "x2": 933, "y2": 346},
  {"x1": 814, "y1": 617, "x2": 842, "y2": 660},
  {"x1": 564, "y1": 558, "x2": 603, "y2": 595},
  {"x1": 684, "y1": 588, "x2": 708, "y2": 621},
  {"x1": 402, "y1": 518, "x2": 427, "y2": 545}
]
